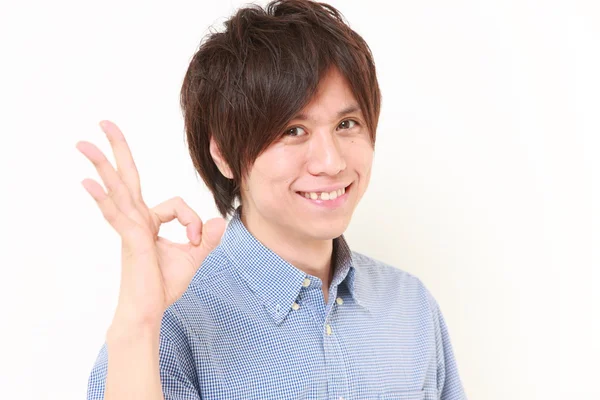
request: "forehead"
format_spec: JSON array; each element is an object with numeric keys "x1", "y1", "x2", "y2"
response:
[{"x1": 292, "y1": 67, "x2": 360, "y2": 122}]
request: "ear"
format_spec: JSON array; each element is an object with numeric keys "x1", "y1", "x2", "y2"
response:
[{"x1": 209, "y1": 136, "x2": 234, "y2": 179}]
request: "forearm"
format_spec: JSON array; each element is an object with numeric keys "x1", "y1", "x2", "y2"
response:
[{"x1": 104, "y1": 322, "x2": 164, "y2": 400}]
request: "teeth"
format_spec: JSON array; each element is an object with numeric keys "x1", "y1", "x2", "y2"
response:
[{"x1": 300, "y1": 186, "x2": 348, "y2": 201}]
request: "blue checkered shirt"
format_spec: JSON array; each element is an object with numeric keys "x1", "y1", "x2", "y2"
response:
[{"x1": 87, "y1": 207, "x2": 467, "y2": 399}]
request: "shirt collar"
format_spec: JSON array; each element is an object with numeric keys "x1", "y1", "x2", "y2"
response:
[{"x1": 219, "y1": 206, "x2": 369, "y2": 325}]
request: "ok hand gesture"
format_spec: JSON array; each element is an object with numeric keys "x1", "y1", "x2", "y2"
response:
[{"x1": 77, "y1": 121, "x2": 225, "y2": 329}]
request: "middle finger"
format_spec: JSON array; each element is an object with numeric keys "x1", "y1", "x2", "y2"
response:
[
  {"x1": 76, "y1": 140, "x2": 138, "y2": 216},
  {"x1": 99, "y1": 120, "x2": 144, "y2": 204}
]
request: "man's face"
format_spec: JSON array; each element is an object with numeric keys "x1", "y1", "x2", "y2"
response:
[{"x1": 240, "y1": 67, "x2": 374, "y2": 242}]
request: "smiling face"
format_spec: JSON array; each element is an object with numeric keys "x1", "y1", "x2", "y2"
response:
[{"x1": 238, "y1": 67, "x2": 374, "y2": 243}]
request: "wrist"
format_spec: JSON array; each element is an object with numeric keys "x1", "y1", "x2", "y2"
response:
[{"x1": 106, "y1": 318, "x2": 161, "y2": 345}]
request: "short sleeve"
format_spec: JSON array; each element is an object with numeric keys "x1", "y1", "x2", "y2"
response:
[
  {"x1": 86, "y1": 328, "x2": 200, "y2": 400},
  {"x1": 428, "y1": 293, "x2": 468, "y2": 400},
  {"x1": 86, "y1": 343, "x2": 109, "y2": 400},
  {"x1": 159, "y1": 330, "x2": 201, "y2": 399}
]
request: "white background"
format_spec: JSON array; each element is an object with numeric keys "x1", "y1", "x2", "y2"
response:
[{"x1": 0, "y1": 0, "x2": 598, "y2": 398}]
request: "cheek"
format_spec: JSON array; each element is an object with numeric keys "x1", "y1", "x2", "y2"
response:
[
  {"x1": 344, "y1": 140, "x2": 374, "y2": 174},
  {"x1": 251, "y1": 147, "x2": 303, "y2": 188}
]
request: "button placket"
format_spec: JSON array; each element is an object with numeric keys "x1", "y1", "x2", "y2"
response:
[{"x1": 323, "y1": 312, "x2": 348, "y2": 400}]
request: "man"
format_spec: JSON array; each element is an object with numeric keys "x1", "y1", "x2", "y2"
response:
[{"x1": 81, "y1": 0, "x2": 467, "y2": 399}]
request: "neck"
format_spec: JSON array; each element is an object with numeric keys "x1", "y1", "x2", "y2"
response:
[{"x1": 240, "y1": 206, "x2": 335, "y2": 292}]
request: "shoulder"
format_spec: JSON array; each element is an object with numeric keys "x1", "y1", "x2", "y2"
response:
[
  {"x1": 351, "y1": 250, "x2": 424, "y2": 290},
  {"x1": 160, "y1": 245, "x2": 238, "y2": 339},
  {"x1": 350, "y1": 251, "x2": 439, "y2": 312}
]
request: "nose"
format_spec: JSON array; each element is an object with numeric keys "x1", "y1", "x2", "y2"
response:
[{"x1": 306, "y1": 129, "x2": 346, "y2": 176}]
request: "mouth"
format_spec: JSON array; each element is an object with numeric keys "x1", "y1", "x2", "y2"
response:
[{"x1": 295, "y1": 183, "x2": 353, "y2": 208}]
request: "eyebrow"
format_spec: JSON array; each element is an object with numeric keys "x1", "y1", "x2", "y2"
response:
[{"x1": 291, "y1": 104, "x2": 362, "y2": 122}]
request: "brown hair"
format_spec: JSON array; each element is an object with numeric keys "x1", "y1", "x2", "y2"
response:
[{"x1": 180, "y1": 0, "x2": 381, "y2": 218}]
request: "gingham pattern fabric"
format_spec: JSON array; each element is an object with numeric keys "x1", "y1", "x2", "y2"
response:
[{"x1": 87, "y1": 207, "x2": 467, "y2": 400}]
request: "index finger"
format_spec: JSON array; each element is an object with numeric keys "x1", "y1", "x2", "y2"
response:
[{"x1": 99, "y1": 120, "x2": 143, "y2": 203}]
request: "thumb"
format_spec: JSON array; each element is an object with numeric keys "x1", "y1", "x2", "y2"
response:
[{"x1": 189, "y1": 217, "x2": 226, "y2": 264}]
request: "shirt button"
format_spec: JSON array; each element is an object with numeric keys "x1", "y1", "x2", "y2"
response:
[
  {"x1": 302, "y1": 278, "x2": 311, "y2": 287},
  {"x1": 291, "y1": 302, "x2": 300, "y2": 310},
  {"x1": 325, "y1": 324, "x2": 332, "y2": 335},
  {"x1": 336, "y1": 297, "x2": 344, "y2": 305}
]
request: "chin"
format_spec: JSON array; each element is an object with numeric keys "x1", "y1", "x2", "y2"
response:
[{"x1": 299, "y1": 217, "x2": 350, "y2": 240}]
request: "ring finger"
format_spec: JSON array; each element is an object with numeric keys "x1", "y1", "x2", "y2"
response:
[{"x1": 76, "y1": 141, "x2": 139, "y2": 219}]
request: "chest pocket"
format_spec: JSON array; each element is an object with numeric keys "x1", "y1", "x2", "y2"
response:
[{"x1": 379, "y1": 388, "x2": 437, "y2": 400}]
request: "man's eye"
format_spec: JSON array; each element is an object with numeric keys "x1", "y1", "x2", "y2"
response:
[
  {"x1": 284, "y1": 126, "x2": 306, "y2": 137},
  {"x1": 338, "y1": 119, "x2": 358, "y2": 130}
]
